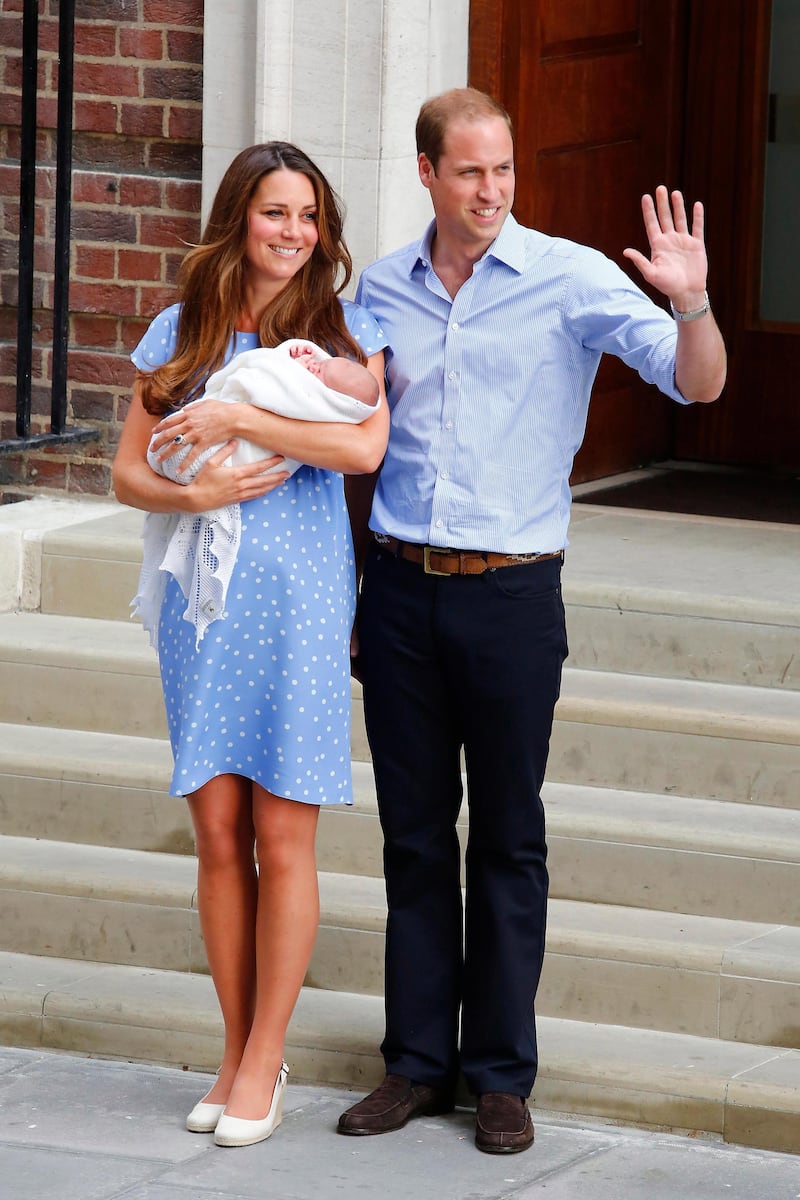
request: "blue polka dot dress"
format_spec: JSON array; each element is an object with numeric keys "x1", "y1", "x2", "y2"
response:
[{"x1": 131, "y1": 301, "x2": 388, "y2": 804}]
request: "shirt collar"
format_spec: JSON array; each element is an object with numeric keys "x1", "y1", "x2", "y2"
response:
[
  {"x1": 408, "y1": 221, "x2": 437, "y2": 276},
  {"x1": 485, "y1": 213, "x2": 526, "y2": 272},
  {"x1": 409, "y1": 213, "x2": 526, "y2": 277}
]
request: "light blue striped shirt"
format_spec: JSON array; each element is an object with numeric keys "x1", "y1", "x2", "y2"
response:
[{"x1": 356, "y1": 214, "x2": 688, "y2": 553}]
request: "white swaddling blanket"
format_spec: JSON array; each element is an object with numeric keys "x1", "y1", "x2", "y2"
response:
[{"x1": 133, "y1": 339, "x2": 378, "y2": 648}]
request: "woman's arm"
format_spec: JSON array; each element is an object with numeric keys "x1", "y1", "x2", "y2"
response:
[
  {"x1": 112, "y1": 379, "x2": 289, "y2": 513},
  {"x1": 149, "y1": 351, "x2": 390, "y2": 477}
]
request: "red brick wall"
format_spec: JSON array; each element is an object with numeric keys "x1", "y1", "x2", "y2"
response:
[{"x1": 0, "y1": 0, "x2": 203, "y2": 502}]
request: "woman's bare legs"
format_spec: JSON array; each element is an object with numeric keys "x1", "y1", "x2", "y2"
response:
[
  {"x1": 223, "y1": 785, "x2": 321, "y2": 1119},
  {"x1": 188, "y1": 774, "x2": 258, "y2": 1106}
]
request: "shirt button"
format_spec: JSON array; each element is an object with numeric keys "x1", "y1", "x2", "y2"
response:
[
  {"x1": 448, "y1": 371, "x2": 456, "y2": 380},
  {"x1": 445, "y1": 421, "x2": 453, "y2": 430},
  {"x1": 451, "y1": 322, "x2": 460, "y2": 330},
  {"x1": 440, "y1": 471, "x2": 449, "y2": 480},
  {"x1": 435, "y1": 519, "x2": 444, "y2": 529}
]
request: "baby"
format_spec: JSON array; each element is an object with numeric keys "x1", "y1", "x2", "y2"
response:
[
  {"x1": 148, "y1": 340, "x2": 379, "y2": 483},
  {"x1": 136, "y1": 339, "x2": 380, "y2": 647},
  {"x1": 292, "y1": 346, "x2": 379, "y2": 401}
]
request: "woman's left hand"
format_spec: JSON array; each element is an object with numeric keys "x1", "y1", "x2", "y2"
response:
[{"x1": 150, "y1": 401, "x2": 241, "y2": 473}]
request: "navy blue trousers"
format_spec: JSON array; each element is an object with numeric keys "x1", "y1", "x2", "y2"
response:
[{"x1": 358, "y1": 543, "x2": 568, "y2": 1097}]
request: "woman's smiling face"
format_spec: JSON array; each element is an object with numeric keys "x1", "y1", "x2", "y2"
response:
[{"x1": 244, "y1": 168, "x2": 319, "y2": 297}]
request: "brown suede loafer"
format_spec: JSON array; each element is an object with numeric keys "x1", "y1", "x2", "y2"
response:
[
  {"x1": 337, "y1": 1074, "x2": 454, "y2": 1136},
  {"x1": 475, "y1": 1093, "x2": 534, "y2": 1154}
]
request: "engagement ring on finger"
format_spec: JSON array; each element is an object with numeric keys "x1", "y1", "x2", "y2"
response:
[{"x1": 173, "y1": 433, "x2": 185, "y2": 444}]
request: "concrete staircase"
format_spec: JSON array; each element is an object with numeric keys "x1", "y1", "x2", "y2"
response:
[{"x1": 0, "y1": 499, "x2": 798, "y2": 1153}]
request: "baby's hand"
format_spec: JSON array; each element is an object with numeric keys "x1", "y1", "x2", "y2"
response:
[{"x1": 290, "y1": 344, "x2": 315, "y2": 368}]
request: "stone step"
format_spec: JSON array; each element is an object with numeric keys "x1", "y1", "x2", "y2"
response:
[
  {"x1": 334, "y1": 772, "x2": 800, "y2": 927},
  {"x1": 563, "y1": 507, "x2": 800, "y2": 692},
  {"x1": 38, "y1": 505, "x2": 800, "y2": 690},
  {"x1": 3, "y1": 612, "x2": 799, "y2": 805},
  {"x1": 0, "y1": 950, "x2": 796, "y2": 1153},
  {"x1": 1, "y1": 834, "x2": 798, "y2": 1048},
  {"x1": 39, "y1": 505, "x2": 145, "y2": 623},
  {"x1": 0, "y1": 497, "x2": 122, "y2": 614},
  {"x1": 544, "y1": 782, "x2": 800, "y2": 924},
  {"x1": 546, "y1": 668, "x2": 800, "y2": 808},
  {"x1": 0, "y1": 612, "x2": 165, "y2": 740},
  {"x1": 311, "y1": 872, "x2": 800, "y2": 1051},
  {"x1": 0, "y1": 835, "x2": 202, "y2": 973},
  {"x1": 0, "y1": 723, "x2": 190, "y2": 854},
  {"x1": 2, "y1": 726, "x2": 799, "y2": 925},
  {"x1": 0, "y1": 610, "x2": 368, "y2": 754},
  {"x1": 326, "y1": 771, "x2": 800, "y2": 928},
  {"x1": 564, "y1": 598, "x2": 800, "y2": 691}
]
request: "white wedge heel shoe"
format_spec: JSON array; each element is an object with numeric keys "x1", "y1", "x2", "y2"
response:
[
  {"x1": 214, "y1": 1062, "x2": 289, "y2": 1148},
  {"x1": 186, "y1": 1099, "x2": 226, "y2": 1133}
]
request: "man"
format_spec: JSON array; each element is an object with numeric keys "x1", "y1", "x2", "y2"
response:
[{"x1": 338, "y1": 88, "x2": 726, "y2": 1154}]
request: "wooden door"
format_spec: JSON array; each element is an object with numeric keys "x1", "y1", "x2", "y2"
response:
[
  {"x1": 470, "y1": 0, "x2": 800, "y2": 478},
  {"x1": 469, "y1": 0, "x2": 689, "y2": 482},
  {"x1": 674, "y1": 0, "x2": 800, "y2": 468}
]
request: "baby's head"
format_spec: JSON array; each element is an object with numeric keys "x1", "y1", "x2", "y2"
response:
[{"x1": 304, "y1": 355, "x2": 379, "y2": 407}]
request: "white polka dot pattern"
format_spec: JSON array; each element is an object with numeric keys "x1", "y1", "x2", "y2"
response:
[
  {"x1": 157, "y1": 465, "x2": 356, "y2": 803},
  {"x1": 131, "y1": 300, "x2": 389, "y2": 806}
]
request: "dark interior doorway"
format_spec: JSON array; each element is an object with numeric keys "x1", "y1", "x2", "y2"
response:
[{"x1": 573, "y1": 463, "x2": 800, "y2": 525}]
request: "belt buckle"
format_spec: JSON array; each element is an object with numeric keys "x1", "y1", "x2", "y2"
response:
[{"x1": 423, "y1": 545, "x2": 450, "y2": 576}]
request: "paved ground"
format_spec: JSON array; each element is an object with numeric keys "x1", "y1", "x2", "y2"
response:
[{"x1": 1, "y1": 1047, "x2": 798, "y2": 1200}]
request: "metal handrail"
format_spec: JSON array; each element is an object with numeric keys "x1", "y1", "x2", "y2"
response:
[
  {"x1": 3, "y1": 0, "x2": 97, "y2": 455},
  {"x1": 14, "y1": 0, "x2": 37, "y2": 441}
]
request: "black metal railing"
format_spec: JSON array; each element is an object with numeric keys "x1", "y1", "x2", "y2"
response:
[{"x1": 2, "y1": 0, "x2": 96, "y2": 453}]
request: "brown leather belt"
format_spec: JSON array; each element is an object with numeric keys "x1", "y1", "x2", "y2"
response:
[{"x1": 373, "y1": 534, "x2": 564, "y2": 576}]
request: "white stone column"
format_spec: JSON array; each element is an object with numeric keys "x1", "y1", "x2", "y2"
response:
[
  {"x1": 202, "y1": 0, "x2": 469, "y2": 284},
  {"x1": 201, "y1": 1, "x2": 258, "y2": 220}
]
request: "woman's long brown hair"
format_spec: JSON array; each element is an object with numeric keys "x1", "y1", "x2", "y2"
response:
[{"x1": 139, "y1": 143, "x2": 366, "y2": 415}]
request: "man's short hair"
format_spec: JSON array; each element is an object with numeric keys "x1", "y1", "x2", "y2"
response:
[{"x1": 415, "y1": 87, "x2": 513, "y2": 172}]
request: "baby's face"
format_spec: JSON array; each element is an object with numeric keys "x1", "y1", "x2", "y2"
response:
[{"x1": 309, "y1": 359, "x2": 348, "y2": 391}]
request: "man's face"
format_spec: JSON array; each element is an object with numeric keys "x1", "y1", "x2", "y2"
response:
[{"x1": 418, "y1": 116, "x2": 515, "y2": 260}]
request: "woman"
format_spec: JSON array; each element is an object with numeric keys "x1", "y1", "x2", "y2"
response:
[{"x1": 113, "y1": 143, "x2": 388, "y2": 1147}]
